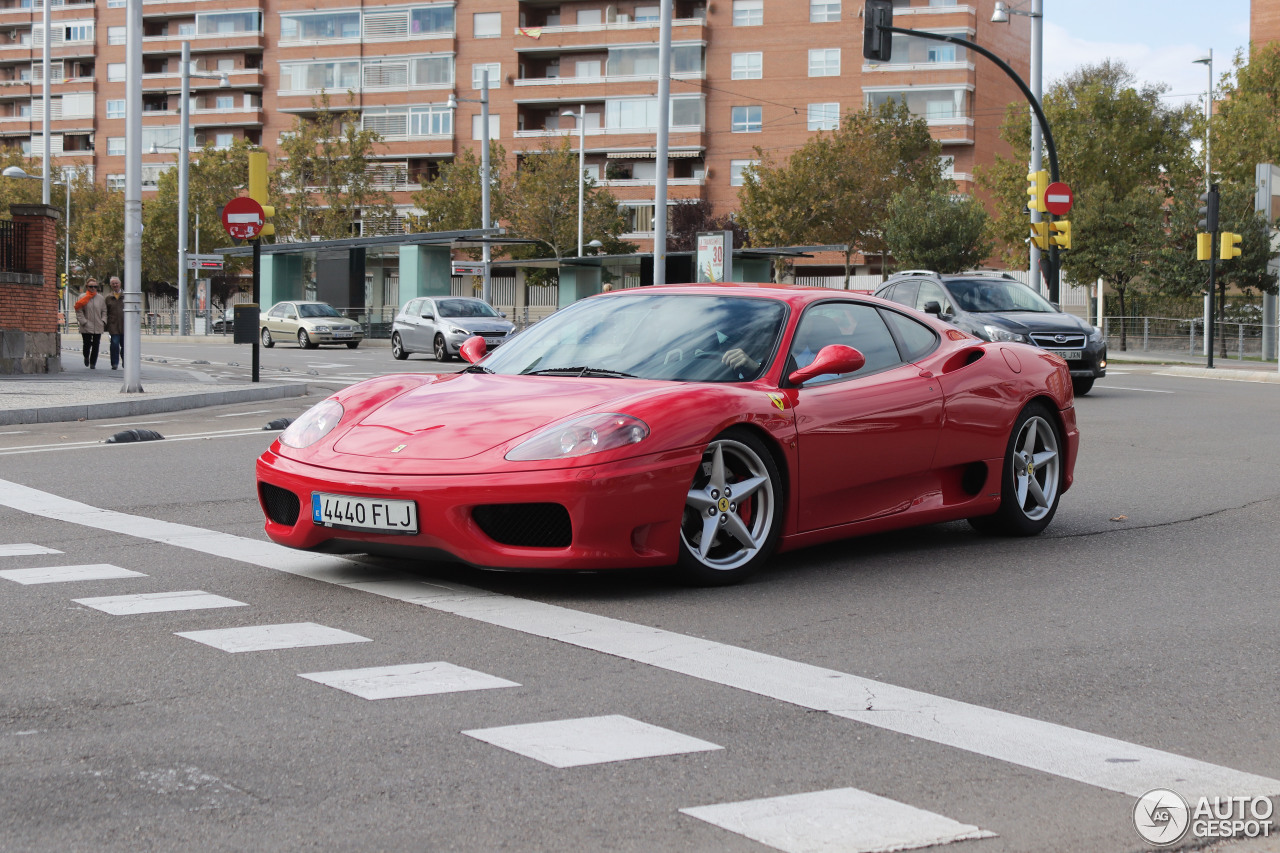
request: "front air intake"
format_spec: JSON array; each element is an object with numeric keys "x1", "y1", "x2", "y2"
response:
[
  {"x1": 259, "y1": 482, "x2": 301, "y2": 526},
  {"x1": 472, "y1": 503, "x2": 572, "y2": 548}
]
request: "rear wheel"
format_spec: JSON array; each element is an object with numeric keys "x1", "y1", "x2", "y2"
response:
[
  {"x1": 261, "y1": 328, "x2": 274, "y2": 348},
  {"x1": 1071, "y1": 376, "x2": 1095, "y2": 396},
  {"x1": 434, "y1": 334, "x2": 452, "y2": 362},
  {"x1": 969, "y1": 402, "x2": 1063, "y2": 536},
  {"x1": 678, "y1": 429, "x2": 783, "y2": 585},
  {"x1": 391, "y1": 333, "x2": 408, "y2": 360}
]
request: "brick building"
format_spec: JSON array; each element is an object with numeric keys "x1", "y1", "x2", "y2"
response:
[{"x1": 0, "y1": 0, "x2": 1028, "y2": 274}]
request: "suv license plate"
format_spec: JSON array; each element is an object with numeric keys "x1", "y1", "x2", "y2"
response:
[
  {"x1": 1049, "y1": 349, "x2": 1082, "y2": 360},
  {"x1": 312, "y1": 493, "x2": 417, "y2": 534}
]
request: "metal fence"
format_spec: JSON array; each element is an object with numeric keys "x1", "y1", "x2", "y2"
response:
[{"x1": 1103, "y1": 316, "x2": 1270, "y2": 361}]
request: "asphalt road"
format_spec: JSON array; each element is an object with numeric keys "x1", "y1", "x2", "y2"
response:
[{"x1": 1, "y1": 360, "x2": 1278, "y2": 853}]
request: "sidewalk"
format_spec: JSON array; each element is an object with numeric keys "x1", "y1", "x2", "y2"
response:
[
  {"x1": 1107, "y1": 348, "x2": 1280, "y2": 383},
  {"x1": 0, "y1": 339, "x2": 309, "y2": 426}
]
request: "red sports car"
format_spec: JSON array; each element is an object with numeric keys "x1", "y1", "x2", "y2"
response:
[{"x1": 256, "y1": 284, "x2": 1078, "y2": 585}]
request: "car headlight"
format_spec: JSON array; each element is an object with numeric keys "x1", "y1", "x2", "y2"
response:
[
  {"x1": 280, "y1": 399, "x2": 344, "y2": 449},
  {"x1": 983, "y1": 325, "x2": 1027, "y2": 343},
  {"x1": 313, "y1": 325, "x2": 331, "y2": 333},
  {"x1": 1088, "y1": 327, "x2": 1103, "y2": 342},
  {"x1": 506, "y1": 413, "x2": 650, "y2": 461}
]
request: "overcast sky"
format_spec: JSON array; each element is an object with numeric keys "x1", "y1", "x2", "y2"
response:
[{"x1": 1041, "y1": 0, "x2": 1251, "y2": 105}]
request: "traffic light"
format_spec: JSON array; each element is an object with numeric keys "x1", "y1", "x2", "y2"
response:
[
  {"x1": 1049, "y1": 219, "x2": 1071, "y2": 250},
  {"x1": 59, "y1": 271, "x2": 66, "y2": 291},
  {"x1": 1220, "y1": 232, "x2": 1243, "y2": 260},
  {"x1": 247, "y1": 150, "x2": 275, "y2": 238},
  {"x1": 863, "y1": 0, "x2": 894, "y2": 62},
  {"x1": 1029, "y1": 220, "x2": 1049, "y2": 250},
  {"x1": 1026, "y1": 170, "x2": 1049, "y2": 213},
  {"x1": 1196, "y1": 232, "x2": 1213, "y2": 261},
  {"x1": 1197, "y1": 186, "x2": 1219, "y2": 233}
]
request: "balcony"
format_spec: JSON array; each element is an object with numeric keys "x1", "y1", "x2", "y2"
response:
[
  {"x1": 514, "y1": 70, "x2": 703, "y2": 89},
  {"x1": 511, "y1": 17, "x2": 705, "y2": 51},
  {"x1": 139, "y1": 68, "x2": 264, "y2": 92},
  {"x1": 142, "y1": 30, "x2": 265, "y2": 55}
]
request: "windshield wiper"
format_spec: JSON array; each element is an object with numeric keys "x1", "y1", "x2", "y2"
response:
[
  {"x1": 462, "y1": 364, "x2": 494, "y2": 374},
  {"x1": 522, "y1": 366, "x2": 637, "y2": 378}
]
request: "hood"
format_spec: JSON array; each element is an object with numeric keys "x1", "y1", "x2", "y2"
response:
[
  {"x1": 438, "y1": 317, "x2": 515, "y2": 333},
  {"x1": 304, "y1": 317, "x2": 360, "y2": 328},
  {"x1": 970, "y1": 311, "x2": 1090, "y2": 335},
  {"x1": 331, "y1": 373, "x2": 657, "y2": 465}
]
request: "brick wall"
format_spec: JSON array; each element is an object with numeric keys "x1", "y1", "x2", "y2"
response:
[{"x1": 0, "y1": 203, "x2": 62, "y2": 375}]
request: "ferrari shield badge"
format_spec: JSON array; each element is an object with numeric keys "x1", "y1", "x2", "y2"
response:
[{"x1": 767, "y1": 393, "x2": 787, "y2": 411}]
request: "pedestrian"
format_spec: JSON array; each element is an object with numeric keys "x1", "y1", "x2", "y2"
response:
[
  {"x1": 105, "y1": 276, "x2": 125, "y2": 370},
  {"x1": 74, "y1": 278, "x2": 107, "y2": 369}
]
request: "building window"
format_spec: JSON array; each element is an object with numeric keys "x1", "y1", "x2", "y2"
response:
[
  {"x1": 867, "y1": 88, "x2": 967, "y2": 121},
  {"x1": 731, "y1": 52, "x2": 761, "y2": 80},
  {"x1": 106, "y1": 99, "x2": 125, "y2": 119},
  {"x1": 107, "y1": 26, "x2": 125, "y2": 45},
  {"x1": 575, "y1": 60, "x2": 601, "y2": 79},
  {"x1": 279, "y1": 11, "x2": 361, "y2": 42},
  {"x1": 928, "y1": 45, "x2": 957, "y2": 63},
  {"x1": 731, "y1": 105, "x2": 762, "y2": 133},
  {"x1": 472, "y1": 63, "x2": 500, "y2": 89},
  {"x1": 472, "y1": 113, "x2": 499, "y2": 140},
  {"x1": 732, "y1": 0, "x2": 763, "y2": 26},
  {"x1": 412, "y1": 56, "x2": 453, "y2": 86},
  {"x1": 622, "y1": 203, "x2": 655, "y2": 233},
  {"x1": 807, "y1": 102, "x2": 839, "y2": 130},
  {"x1": 107, "y1": 137, "x2": 125, "y2": 156},
  {"x1": 939, "y1": 155, "x2": 955, "y2": 180},
  {"x1": 196, "y1": 11, "x2": 261, "y2": 35},
  {"x1": 411, "y1": 6, "x2": 455, "y2": 36},
  {"x1": 730, "y1": 159, "x2": 758, "y2": 186},
  {"x1": 107, "y1": 64, "x2": 125, "y2": 82},
  {"x1": 106, "y1": 174, "x2": 125, "y2": 190},
  {"x1": 577, "y1": 8, "x2": 601, "y2": 25},
  {"x1": 215, "y1": 132, "x2": 234, "y2": 149},
  {"x1": 810, "y1": 0, "x2": 840, "y2": 21},
  {"x1": 809, "y1": 49, "x2": 840, "y2": 77},
  {"x1": 634, "y1": 5, "x2": 660, "y2": 21},
  {"x1": 216, "y1": 95, "x2": 234, "y2": 110},
  {"x1": 409, "y1": 105, "x2": 452, "y2": 136},
  {"x1": 473, "y1": 12, "x2": 501, "y2": 38}
]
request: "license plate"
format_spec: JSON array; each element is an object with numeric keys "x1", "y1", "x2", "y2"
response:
[
  {"x1": 334, "y1": 330, "x2": 352, "y2": 339},
  {"x1": 312, "y1": 492, "x2": 418, "y2": 534},
  {"x1": 1049, "y1": 349, "x2": 1082, "y2": 360}
]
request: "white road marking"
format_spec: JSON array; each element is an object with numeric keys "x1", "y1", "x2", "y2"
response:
[
  {"x1": 177, "y1": 622, "x2": 370, "y2": 653},
  {"x1": 2, "y1": 477, "x2": 1278, "y2": 800},
  {"x1": 1096, "y1": 385, "x2": 1175, "y2": 394},
  {"x1": 463, "y1": 715, "x2": 722, "y2": 768},
  {"x1": 0, "y1": 543, "x2": 62, "y2": 557},
  {"x1": 0, "y1": 427, "x2": 270, "y2": 456},
  {"x1": 0, "y1": 430, "x2": 30, "y2": 436},
  {"x1": 300, "y1": 662, "x2": 519, "y2": 700},
  {"x1": 74, "y1": 590, "x2": 247, "y2": 615},
  {"x1": 215, "y1": 410, "x2": 271, "y2": 418},
  {"x1": 681, "y1": 788, "x2": 996, "y2": 853},
  {"x1": 1154, "y1": 371, "x2": 1278, "y2": 384},
  {"x1": 1, "y1": 563, "x2": 144, "y2": 585}
]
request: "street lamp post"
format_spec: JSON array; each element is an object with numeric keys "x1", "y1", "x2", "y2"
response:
[
  {"x1": 560, "y1": 105, "x2": 587, "y2": 256},
  {"x1": 1193, "y1": 50, "x2": 1213, "y2": 191},
  {"x1": 448, "y1": 72, "x2": 492, "y2": 304},
  {"x1": 3, "y1": 164, "x2": 70, "y2": 324}
]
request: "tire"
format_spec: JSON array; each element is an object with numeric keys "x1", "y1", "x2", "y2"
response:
[
  {"x1": 1072, "y1": 376, "x2": 1095, "y2": 396},
  {"x1": 298, "y1": 329, "x2": 317, "y2": 349},
  {"x1": 434, "y1": 334, "x2": 452, "y2": 362},
  {"x1": 391, "y1": 333, "x2": 408, "y2": 360},
  {"x1": 346, "y1": 341, "x2": 360, "y2": 349},
  {"x1": 261, "y1": 328, "x2": 274, "y2": 348},
  {"x1": 677, "y1": 429, "x2": 784, "y2": 585},
  {"x1": 969, "y1": 402, "x2": 1064, "y2": 537}
]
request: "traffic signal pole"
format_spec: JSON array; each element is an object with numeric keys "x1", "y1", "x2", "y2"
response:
[{"x1": 252, "y1": 237, "x2": 260, "y2": 383}]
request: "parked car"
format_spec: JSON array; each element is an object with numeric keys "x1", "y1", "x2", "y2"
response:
[
  {"x1": 211, "y1": 308, "x2": 235, "y2": 334},
  {"x1": 875, "y1": 271, "x2": 1107, "y2": 395},
  {"x1": 390, "y1": 296, "x2": 516, "y2": 361},
  {"x1": 256, "y1": 284, "x2": 1078, "y2": 586},
  {"x1": 259, "y1": 301, "x2": 363, "y2": 349}
]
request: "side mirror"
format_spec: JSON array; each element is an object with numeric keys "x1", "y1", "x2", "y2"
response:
[
  {"x1": 500, "y1": 311, "x2": 508, "y2": 318},
  {"x1": 788, "y1": 344, "x2": 865, "y2": 385},
  {"x1": 422, "y1": 313, "x2": 434, "y2": 320},
  {"x1": 459, "y1": 335, "x2": 488, "y2": 364},
  {"x1": 922, "y1": 300, "x2": 942, "y2": 315}
]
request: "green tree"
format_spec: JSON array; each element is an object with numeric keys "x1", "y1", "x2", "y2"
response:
[
  {"x1": 408, "y1": 142, "x2": 507, "y2": 234},
  {"x1": 68, "y1": 175, "x2": 125, "y2": 288},
  {"x1": 882, "y1": 183, "x2": 991, "y2": 274},
  {"x1": 1208, "y1": 44, "x2": 1280, "y2": 185},
  {"x1": 273, "y1": 94, "x2": 396, "y2": 240},
  {"x1": 738, "y1": 101, "x2": 942, "y2": 284}
]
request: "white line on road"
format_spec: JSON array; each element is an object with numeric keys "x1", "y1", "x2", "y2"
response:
[
  {"x1": 215, "y1": 410, "x2": 271, "y2": 418},
  {"x1": 1096, "y1": 385, "x2": 1175, "y2": 394},
  {"x1": 1, "y1": 477, "x2": 1276, "y2": 801},
  {"x1": 0, "y1": 427, "x2": 272, "y2": 456}
]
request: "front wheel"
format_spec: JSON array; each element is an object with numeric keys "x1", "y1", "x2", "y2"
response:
[
  {"x1": 434, "y1": 334, "x2": 452, "y2": 362},
  {"x1": 678, "y1": 429, "x2": 784, "y2": 585},
  {"x1": 298, "y1": 329, "x2": 317, "y2": 349},
  {"x1": 261, "y1": 328, "x2": 274, "y2": 348},
  {"x1": 1071, "y1": 376, "x2": 1095, "y2": 396},
  {"x1": 969, "y1": 402, "x2": 1064, "y2": 537},
  {"x1": 391, "y1": 333, "x2": 408, "y2": 360},
  {"x1": 346, "y1": 341, "x2": 360, "y2": 349}
]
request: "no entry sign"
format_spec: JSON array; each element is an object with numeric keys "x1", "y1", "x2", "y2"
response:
[
  {"x1": 1044, "y1": 182, "x2": 1073, "y2": 216},
  {"x1": 222, "y1": 196, "x2": 266, "y2": 240}
]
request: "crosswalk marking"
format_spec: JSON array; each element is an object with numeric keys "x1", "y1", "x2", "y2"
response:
[
  {"x1": 3, "y1": 477, "x2": 1278, "y2": 801},
  {"x1": 0, "y1": 543, "x2": 62, "y2": 557},
  {"x1": 463, "y1": 715, "x2": 722, "y2": 768},
  {"x1": 0, "y1": 563, "x2": 144, "y2": 585},
  {"x1": 74, "y1": 590, "x2": 247, "y2": 615},
  {"x1": 299, "y1": 662, "x2": 519, "y2": 700},
  {"x1": 680, "y1": 787, "x2": 996, "y2": 853},
  {"x1": 177, "y1": 622, "x2": 370, "y2": 653}
]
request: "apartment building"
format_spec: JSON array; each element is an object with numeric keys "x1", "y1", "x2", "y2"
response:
[{"x1": 0, "y1": 0, "x2": 1028, "y2": 255}]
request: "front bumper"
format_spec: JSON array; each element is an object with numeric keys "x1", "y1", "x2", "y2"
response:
[
  {"x1": 444, "y1": 332, "x2": 510, "y2": 354},
  {"x1": 256, "y1": 445, "x2": 698, "y2": 570},
  {"x1": 310, "y1": 328, "x2": 365, "y2": 344}
]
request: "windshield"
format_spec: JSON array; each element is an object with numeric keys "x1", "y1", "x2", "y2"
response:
[
  {"x1": 480, "y1": 294, "x2": 788, "y2": 382},
  {"x1": 438, "y1": 298, "x2": 501, "y2": 319},
  {"x1": 947, "y1": 279, "x2": 1057, "y2": 314},
  {"x1": 299, "y1": 303, "x2": 341, "y2": 318}
]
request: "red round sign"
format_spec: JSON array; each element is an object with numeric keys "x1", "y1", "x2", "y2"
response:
[
  {"x1": 1044, "y1": 182, "x2": 1073, "y2": 216},
  {"x1": 222, "y1": 196, "x2": 265, "y2": 240}
]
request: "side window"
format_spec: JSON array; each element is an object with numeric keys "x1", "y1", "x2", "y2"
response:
[
  {"x1": 915, "y1": 282, "x2": 952, "y2": 316},
  {"x1": 269, "y1": 304, "x2": 285, "y2": 318},
  {"x1": 882, "y1": 309, "x2": 940, "y2": 362},
  {"x1": 885, "y1": 280, "x2": 918, "y2": 308},
  {"x1": 792, "y1": 302, "x2": 903, "y2": 383},
  {"x1": 407, "y1": 300, "x2": 423, "y2": 317}
]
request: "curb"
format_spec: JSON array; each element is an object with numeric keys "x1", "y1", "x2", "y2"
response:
[
  {"x1": 1154, "y1": 366, "x2": 1280, "y2": 384},
  {"x1": 0, "y1": 383, "x2": 312, "y2": 426}
]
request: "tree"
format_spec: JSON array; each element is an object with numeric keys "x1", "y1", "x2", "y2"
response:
[
  {"x1": 1208, "y1": 44, "x2": 1280, "y2": 186},
  {"x1": 408, "y1": 142, "x2": 507, "y2": 235},
  {"x1": 882, "y1": 183, "x2": 991, "y2": 274},
  {"x1": 667, "y1": 199, "x2": 748, "y2": 253},
  {"x1": 273, "y1": 94, "x2": 396, "y2": 241},
  {"x1": 69, "y1": 176, "x2": 126, "y2": 288},
  {"x1": 738, "y1": 101, "x2": 943, "y2": 284}
]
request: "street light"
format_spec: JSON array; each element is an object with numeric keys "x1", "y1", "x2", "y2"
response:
[
  {"x1": 3, "y1": 164, "x2": 70, "y2": 324},
  {"x1": 447, "y1": 71, "x2": 493, "y2": 304},
  {"x1": 1193, "y1": 50, "x2": 1213, "y2": 192},
  {"x1": 561, "y1": 105, "x2": 587, "y2": 257}
]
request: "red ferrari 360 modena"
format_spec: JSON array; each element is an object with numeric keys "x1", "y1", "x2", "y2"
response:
[{"x1": 256, "y1": 284, "x2": 1078, "y2": 585}]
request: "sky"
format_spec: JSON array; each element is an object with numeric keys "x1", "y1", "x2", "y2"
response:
[{"x1": 1040, "y1": 0, "x2": 1252, "y2": 106}]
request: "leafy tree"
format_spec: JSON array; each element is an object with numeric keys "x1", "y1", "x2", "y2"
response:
[
  {"x1": 408, "y1": 142, "x2": 507, "y2": 235},
  {"x1": 667, "y1": 198, "x2": 748, "y2": 253},
  {"x1": 1208, "y1": 44, "x2": 1280, "y2": 186},
  {"x1": 273, "y1": 94, "x2": 396, "y2": 241},
  {"x1": 882, "y1": 183, "x2": 991, "y2": 274},
  {"x1": 738, "y1": 101, "x2": 942, "y2": 284},
  {"x1": 69, "y1": 176, "x2": 126, "y2": 288}
]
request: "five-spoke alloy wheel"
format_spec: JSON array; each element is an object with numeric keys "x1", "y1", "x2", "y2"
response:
[
  {"x1": 970, "y1": 402, "x2": 1063, "y2": 536},
  {"x1": 434, "y1": 334, "x2": 452, "y2": 362},
  {"x1": 298, "y1": 329, "x2": 316, "y2": 349},
  {"x1": 260, "y1": 327, "x2": 274, "y2": 348},
  {"x1": 391, "y1": 333, "x2": 408, "y2": 360},
  {"x1": 678, "y1": 429, "x2": 783, "y2": 585}
]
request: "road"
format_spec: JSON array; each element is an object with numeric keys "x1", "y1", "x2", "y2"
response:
[{"x1": 2, "y1": 355, "x2": 1278, "y2": 853}]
